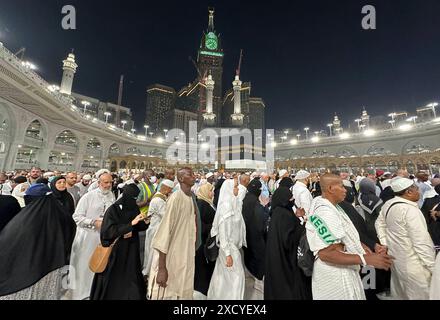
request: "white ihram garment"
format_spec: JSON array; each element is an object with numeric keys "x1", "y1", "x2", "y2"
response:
[
  {"x1": 68, "y1": 188, "x2": 115, "y2": 300},
  {"x1": 208, "y1": 180, "x2": 247, "y2": 300}
]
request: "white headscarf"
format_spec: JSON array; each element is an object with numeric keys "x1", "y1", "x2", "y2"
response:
[{"x1": 210, "y1": 179, "x2": 245, "y2": 238}]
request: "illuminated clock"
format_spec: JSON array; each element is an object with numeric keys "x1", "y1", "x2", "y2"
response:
[{"x1": 205, "y1": 32, "x2": 218, "y2": 50}]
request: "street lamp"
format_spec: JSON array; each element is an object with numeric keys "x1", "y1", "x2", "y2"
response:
[
  {"x1": 131, "y1": 128, "x2": 136, "y2": 135},
  {"x1": 327, "y1": 123, "x2": 333, "y2": 137},
  {"x1": 81, "y1": 100, "x2": 91, "y2": 115},
  {"x1": 104, "y1": 112, "x2": 111, "y2": 124},
  {"x1": 144, "y1": 125, "x2": 149, "y2": 136},
  {"x1": 388, "y1": 120, "x2": 396, "y2": 128},
  {"x1": 284, "y1": 130, "x2": 289, "y2": 138},
  {"x1": 427, "y1": 102, "x2": 439, "y2": 118},
  {"x1": 148, "y1": 132, "x2": 154, "y2": 138},
  {"x1": 296, "y1": 134, "x2": 301, "y2": 141},
  {"x1": 163, "y1": 129, "x2": 168, "y2": 139},
  {"x1": 355, "y1": 119, "x2": 362, "y2": 132},
  {"x1": 121, "y1": 120, "x2": 127, "y2": 130},
  {"x1": 304, "y1": 127, "x2": 310, "y2": 140},
  {"x1": 406, "y1": 116, "x2": 418, "y2": 125}
]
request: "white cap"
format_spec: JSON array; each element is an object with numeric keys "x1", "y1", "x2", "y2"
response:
[
  {"x1": 206, "y1": 172, "x2": 214, "y2": 179},
  {"x1": 43, "y1": 172, "x2": 54, "y2": 178},
  {"x1": 161, "y1": 179, "x2": 175, "y2": 189},
  {"x1": 278, "y1": 169, "x2": 288, "y2": 177},
  {"x1": 295, "y1": 170, "x2": 310, "y2": 180},
  {"x1": 82, "y1": 174, "x2": 92, "y2": 180},
  {"x1": 391, "y1": 177, "x2": 414, "y2": 192},
  {"x1": 95, "y1": 169, "x2": 110, "y2": 179}
]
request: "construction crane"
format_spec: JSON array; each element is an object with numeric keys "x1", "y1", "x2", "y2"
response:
[
  {"x1": 15, "y1": 47, "x2": 26, "y2": 60},
  {"x1": 236, "y1": 49, "x2": 243, "y2": 77},
  {"x1": 189, "y1": 56, "x2": 207, "y2": 82}
]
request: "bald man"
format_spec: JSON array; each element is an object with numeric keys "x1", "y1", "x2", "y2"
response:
[
  {"x1": 150, "y1": 168, "x2": 201, "y2": 299},
  {"x1": 69, "y1": 173, "x2": 115, "y2": 300},
  {"x1": 306, "y1": 174, "x2": 393, "y2": 300}
]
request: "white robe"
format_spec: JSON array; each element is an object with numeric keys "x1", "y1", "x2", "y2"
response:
[
  {"x1": 430, "y1": 254, "x2": 440, "y2": 300},
  {"x1": 291, "y1": 181, "x2": 313, "y2": 215},
  {"x1": 208, "y1": 181, "x2": 247, "y2": 300},
  {"x1": 376, "y1": 197, "x2": 435, "y2": 300},
  {"x1": 68, "y1": 188, "x2": 115, "y2": 300},
  {"x1": 142, "y1": 193, "x2": 167, "y2": 276},
  {"x1": 306, "y1": 196, "x2": 366, "y2": 300}
]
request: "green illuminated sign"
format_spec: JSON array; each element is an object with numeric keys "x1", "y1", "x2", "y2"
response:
[{"x1": 200, "y1": 51, "x2": 224, "y2": 57}]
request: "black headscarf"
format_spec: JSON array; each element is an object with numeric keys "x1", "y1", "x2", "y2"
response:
[
  {"x1": 0, "y1": 194, "x2": 76, "y2": 296},
  {"x1": 247, "y1": 178, "x2": 262, "y2": 198},
  {"x1": 213, "y1": 178, "x2": 226, "y2": 207},
  {"x1": 50, "y1": 176, "x2": 75, "y2": 216},
  {"x1": 115, "y1": 183, "x2": 140, "y2": 210},
  {"x1": 271, "y1": 187, "x2": 293, "y2": 212},
  {"x1": 279, "y1": 177, "x2": 294, "y2": 189},
  {"x1": 358, "y1": 178, "x2": 383, "y2": 214}
]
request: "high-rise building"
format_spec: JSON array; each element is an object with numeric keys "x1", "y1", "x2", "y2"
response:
[
  {"x1": 248, "y1": 97, "x2": 265, "y2": 131},
  {"x1": 146, "y1": 8, "x2": 266, "y2": 133},
  {"x1": 145, "y1": 84, "x2": 176, "y2": 134}
]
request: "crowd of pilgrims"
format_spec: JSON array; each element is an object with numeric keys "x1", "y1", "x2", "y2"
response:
[{"x1": 0, "y1": 166, "x2": 440, "y2": 300}]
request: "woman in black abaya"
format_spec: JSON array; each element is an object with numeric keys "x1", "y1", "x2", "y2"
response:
[
  {"x1": 0, "y1": 184, "x2": 76, "y2": 300},
  {"x1": 264, "y1": 187, "x2": 312, "y2": 300},
  {"x1": 90, "y1": 183, "x2": 148, "y2": 300},
  {"x1": 50, "y1": 176, "x2": 75, "y2": 216}
]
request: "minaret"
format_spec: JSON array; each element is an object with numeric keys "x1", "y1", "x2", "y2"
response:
[
  {"x1": 361, "y1": 107, "x2": 370, "y2": 128},
  {"x1": 60, "y1": 51, "x2": 78, "y2": 96},
  {"x1": 203, "y1": 74, "x2": 216, "y2": 126},
  {"x1": 333, "y1": 113, "x2": 341, "y2": 133},
  {"x1": 231, "y1": 74, "x2": 244, "y2": 126}
]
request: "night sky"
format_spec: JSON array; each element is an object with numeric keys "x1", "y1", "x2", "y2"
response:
[{"x1": 1, "y1": 0, "x2": 440, "y2": 132}]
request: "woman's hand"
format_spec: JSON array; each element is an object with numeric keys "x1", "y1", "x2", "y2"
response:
[
  {"x1": 131, "y1": 214, "x2": 145, "y2": 226},
  {"x1": 226, "y1": 255, "x2": 233, "y2": 268}
]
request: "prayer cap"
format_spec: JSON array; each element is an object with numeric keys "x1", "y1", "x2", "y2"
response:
[
  {"x1": 391, "y1": 177, "x2": 414, "y2": 192},
  {"x1": 278, "y1": 169, "x2": 288, "y2": 177},
  {"x1": 161, "y1": 179, "x2": 175, "y2": 188},
  {"x1": 295, "y1": 170, "x2": 311, "y2": 180}
]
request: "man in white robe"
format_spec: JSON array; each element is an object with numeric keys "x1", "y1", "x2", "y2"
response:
[
  {"x1": 68, "y1": 173, "x2": 115, "y2": 300},
  {"x1": 149, "y1": 168, "x2": 200, "y2": 300},
  {"x1": 376, "y1": 177, "x2": 435, "y2": 300},
  {"x1": 306, "y1": 174, "x2": 393, "y2": 300},
  {"x1": 292, "y1": 170, "x2": 313, "y2": 215},
  {"x1": 142, "y1": 179, "x2": 174, "y2": 277}
]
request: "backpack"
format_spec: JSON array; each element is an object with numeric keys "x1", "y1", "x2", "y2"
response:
[{"x1": 297, "y1": 227, "x2": 314, "y2": 277}]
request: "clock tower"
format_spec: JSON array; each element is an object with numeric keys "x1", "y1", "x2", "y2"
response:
[{"x1": 198, "y1": 8, "x2": 224, "y2": 104}]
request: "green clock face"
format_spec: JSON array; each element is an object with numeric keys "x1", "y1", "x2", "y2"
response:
[{"x1": 205, "y1": 32, "x2": 218, "y2": 50}]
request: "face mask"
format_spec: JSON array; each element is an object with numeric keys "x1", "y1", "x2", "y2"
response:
[{"x1": 150, "y1": 176, "x2": 157, "y2": 184}]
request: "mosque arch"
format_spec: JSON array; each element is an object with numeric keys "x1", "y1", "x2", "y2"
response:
[
  {"x1": 86, "y1": 137, "x2": 102, "y2": 150},
  {"x1": 109, "y1": 143, "x2": 121, "y2": 155},
  {"x1": 25, "y1": 119, "x2": 46, "y2": 141},
  {"x1": 55, "y1": 130, "x2": 78, "y2": 148},
  {"x1": 403, "y1": 140, "x2": 432, "y2": 155}
]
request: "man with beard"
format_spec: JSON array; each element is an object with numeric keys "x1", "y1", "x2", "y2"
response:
[{"x1": 68, "y1": 173, "x2": 115, "y2": 300}]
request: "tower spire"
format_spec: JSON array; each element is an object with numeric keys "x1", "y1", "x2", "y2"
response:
[{"x1": 208, "y1": 7, "x2": 215, "y2": 32}]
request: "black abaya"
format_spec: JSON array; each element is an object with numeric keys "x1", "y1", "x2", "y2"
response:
[
  {"x1": 194, "y1": 199, "x2": 216, "y2": 295},
  {"x1": 0, "y1": 195, "x2": 21, "y2": 231},
  {"x1": 264, "y1": 187, "x2": 312, "y2": 300},
  {"x1": 90, "y1": 184, "x2": 148, "y2": 300}
]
